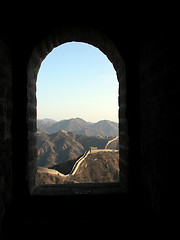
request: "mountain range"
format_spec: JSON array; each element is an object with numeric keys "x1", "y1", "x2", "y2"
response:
[
  {"x1": 37, "y1": 129, "x2": 119, "y2": 168},
  {"x1": 37, "y1": 117, "x2": 118, "y2": 137},
  {"x1": 37, "y1": 117, "x2": 119, "y2": 184}
]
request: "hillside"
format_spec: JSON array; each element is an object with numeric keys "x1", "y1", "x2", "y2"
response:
[
  {"x1": 37, "y1": 130, "x2": 114, "y2": 167},
  {"x1": 106, "y1": 137, "x2": 119, "y2": 150},
  {"x1": 37, "y1": 130, "x2": 84, "y2": 167},
  {"x1": 37, "y1": 117, "x2": 118, "y2": 137},
  {"x1": 37, "y1": 118, "x2": 57, "y2": 130},
  {"x1": 36, "y1": 151, "x2": 119, "y2": 184}
]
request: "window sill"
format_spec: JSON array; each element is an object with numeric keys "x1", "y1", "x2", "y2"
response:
[{"x1": 32, "y1": 182, "x2": 122, "y2": 196}]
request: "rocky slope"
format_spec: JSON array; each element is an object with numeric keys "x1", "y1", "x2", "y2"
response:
[
  {"x1": 36, "y1": 151, "x2": 119, "y2": 184},
  {"x1": 37, "y1": 130, "x2": 114, "y2": 167}
]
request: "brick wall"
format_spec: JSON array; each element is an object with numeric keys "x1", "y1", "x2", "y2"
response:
[
  {"x1": 139, "y1": 29, "x2": 179, "y2": 213},
  {"x1": 1, "y1": 14, "x2": 179, "y2": 238},
  {"x1": 0, "y1": 39, "x2": 13, "y2": 236}
]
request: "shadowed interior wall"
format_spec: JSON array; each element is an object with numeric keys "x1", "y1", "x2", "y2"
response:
[
  {"x1": 0, "y1": 8, "x2": 179, "y2": 238},
  {"x1": 0, "y1": 39, "x2": 13, "y2": 237}
]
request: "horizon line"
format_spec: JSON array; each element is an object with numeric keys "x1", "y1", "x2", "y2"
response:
[{"x1": 37, "y1": 116, "x2": 118, "y2": 123}]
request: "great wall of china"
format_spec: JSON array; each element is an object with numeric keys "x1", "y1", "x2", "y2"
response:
[
  {"x1": 69, "y1": 148, "x2": 119, "y2": 176},
  {"x1": 37, "y1": 136, "x2": 119, "y2": 177},
  {"x1": 69, "y1": 136, "x2": 119, "y2": 175}
]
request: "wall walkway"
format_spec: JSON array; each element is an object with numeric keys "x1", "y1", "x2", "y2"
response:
[
  {"x1": 69, "y1": 148, "x2": 119, "y2": 175},
  {"x1": 105, "y1": 136, "x2": 119, "y2": 149}
]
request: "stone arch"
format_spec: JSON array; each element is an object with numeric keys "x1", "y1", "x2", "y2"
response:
[{"x1": 27, "y1": 24, "x2": 128, "y2": 194}]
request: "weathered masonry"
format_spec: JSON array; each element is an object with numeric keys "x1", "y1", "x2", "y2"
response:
[{"x1": 0, "y1": 5, "x2": 179, "y2": 239}]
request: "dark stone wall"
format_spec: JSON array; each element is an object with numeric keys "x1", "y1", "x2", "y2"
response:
[
  {"x1": 138, "y1": 29, "x2": 179, "y2": 214},
  {"x1": 0, "y1": 6, "x2": 179, "y2": 238},
  {"x1": 0, "y1": 39, "x2": 13, "y2": 238}
]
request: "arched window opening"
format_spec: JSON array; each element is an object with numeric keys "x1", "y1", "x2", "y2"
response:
[
  {"x1": 27, "y1": 25, "x2": 128, "y2": 195},
  {"x1": 36, "y1": 42, "x2": 119, "y2": 185}
]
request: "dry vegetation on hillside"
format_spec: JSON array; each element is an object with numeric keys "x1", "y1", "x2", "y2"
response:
[{"x1": 36, "y1": 151, "x2": 119, "y2": 184}]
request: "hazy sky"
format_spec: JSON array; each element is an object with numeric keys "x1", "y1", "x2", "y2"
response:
[{"x1": 37, "y1": 42, "x2": 119, "y2": 122}]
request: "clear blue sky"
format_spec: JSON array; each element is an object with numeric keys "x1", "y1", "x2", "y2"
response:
[{"x1": 37, "y1": 42, "x2": 119, "y2": 122}]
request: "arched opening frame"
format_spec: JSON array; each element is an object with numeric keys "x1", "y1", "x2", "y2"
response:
[{"x1": 27, "y1": 24, "x2": 128, "y2": 195}]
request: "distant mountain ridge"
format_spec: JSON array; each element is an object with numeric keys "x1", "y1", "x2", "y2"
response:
[
  {"x1": 37, "y1": 129, "x2": 117, "y2": 168},
  {"x1": 37, "y1": 117, "x2": 118, "y2": 137}
]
